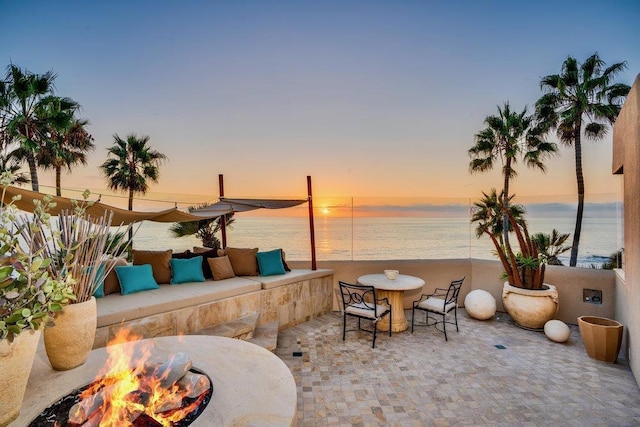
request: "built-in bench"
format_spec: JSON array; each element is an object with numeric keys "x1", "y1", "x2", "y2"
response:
[{"x1": 93, "y1": 268, "x2": 334, "y2": 348}]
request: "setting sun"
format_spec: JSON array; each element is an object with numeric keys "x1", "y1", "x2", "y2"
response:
[{"x1": 321, "y1": 208, "x2": 330, "y2": 215}]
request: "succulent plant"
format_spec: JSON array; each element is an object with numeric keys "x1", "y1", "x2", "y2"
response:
[{"x1": 0, "y1": 172, "x2": 75, "y2": 342}]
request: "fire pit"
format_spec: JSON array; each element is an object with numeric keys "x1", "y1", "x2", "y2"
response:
[
  {"x1": 31, "y1": 330, "x2": 214, "y2": 426},
  {"x1": 15, "y1": 336, "x2": 297, "y2": 426},
  {"x1": 30, "y1": 367, "x2": 212, "y2": 426}
]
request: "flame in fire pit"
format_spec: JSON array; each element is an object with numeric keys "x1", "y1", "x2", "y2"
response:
[{"x1": 33, "y1": 329, "x2": 212, "y2": 427}]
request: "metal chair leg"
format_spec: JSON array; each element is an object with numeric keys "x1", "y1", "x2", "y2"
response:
[
  {"x1": 411, "y1": 306, "x2": 415, "y2": 332},
  {"x1": 454, "y1": 306, "x2": 459, "y2": 332},
  {"x1": 342, "y1": 314, "x2": 346, "y2": 341},
  {"x1": 442, "y1": 313, "x2": 448, "y2": 341},
  {"x1": 372, "y1": 321, "x2": 377, "y2": 348},
  {"x1": 388, "y1": 310, "x2": 392, "y2": 337}
]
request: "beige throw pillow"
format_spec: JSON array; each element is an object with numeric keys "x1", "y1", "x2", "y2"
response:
[
  {"x1": 207, "y1": 256, "x2": 236, "y2": 281},
  {"x1": 225, "y1": 247, "x2": 259, "y2": 276},
  {"x1": 132, "y1": 249, "x2": 173, "y2": 284}
]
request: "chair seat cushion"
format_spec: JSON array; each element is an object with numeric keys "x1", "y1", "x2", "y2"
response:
[
  {"x1": 418, "y1": 297, "x2": 456, "y2": 314},
  {"x1": 345, "y1": 302, "x2": 389, "y2": 319}
]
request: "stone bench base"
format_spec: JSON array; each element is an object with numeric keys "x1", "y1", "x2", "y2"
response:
[{"x1": 94, "y1": 271, "x2": 333, "y2": 348}]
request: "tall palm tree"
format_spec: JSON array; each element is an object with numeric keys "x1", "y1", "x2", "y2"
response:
[
  {"x1": 100, "y1": 134, "x2": 167, "y2": 240},
  {"x1": 536, "y1": 53, "x2": 630, "y2": 266},
  {"x1": 0, "y1": 78, "x2": 27, "y2": 184},
  {"x1": 36, "y1": 96, "x2": 94, "y2": 196},
  {"x1": 0, "y1": 77, "x2": 11, "y2": 151},
  {"x1": 469, "y1": 102, "x2": 558, "y2": 243},
  {"x1": 2, "y1": 64, "x2": 56, "y2": 191}
]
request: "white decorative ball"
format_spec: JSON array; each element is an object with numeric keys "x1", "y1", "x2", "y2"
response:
[
  {"x1": 544, "y1": 320, "x2": 570, "y2": 343},
  {"x1": 464, "y1": 290, "x2": 496, "y2": 320}
]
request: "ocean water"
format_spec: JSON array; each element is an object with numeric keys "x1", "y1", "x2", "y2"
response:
[{"x1": 133, "y1": 214, "x2": 622, "y2": 268}]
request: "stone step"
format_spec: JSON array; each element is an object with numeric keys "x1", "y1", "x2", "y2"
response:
[
  {"x1": 248, "y1": 321, "x2": 280, "y2": 352},
  {"x1": 193, "y1": 312, "x2": 259, "y2": 340}
]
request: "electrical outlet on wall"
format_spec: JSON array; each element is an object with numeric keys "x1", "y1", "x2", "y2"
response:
[{"x1": 583, "y1": 289, "x2": 603, "y2": 304}]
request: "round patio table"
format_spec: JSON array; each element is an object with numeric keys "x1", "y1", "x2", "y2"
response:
[{"x1": 357, "y1": 273, "x2": 425, "y2": 333}]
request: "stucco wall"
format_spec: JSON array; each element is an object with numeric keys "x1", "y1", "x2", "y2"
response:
[
  {"x1": 612, "y1": 73, "x2": 640, "y2": 382},
  {"x1": 288, "y1": 258, "x2": 616, "y2": 325}
]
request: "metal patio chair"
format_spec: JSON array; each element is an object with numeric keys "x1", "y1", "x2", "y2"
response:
[
  {"x1": 411, "y1": 277, "x2": 465, "y2": 341},
  {"x1": 339, "y1": 281, "x2": 391, "y2": 348}
]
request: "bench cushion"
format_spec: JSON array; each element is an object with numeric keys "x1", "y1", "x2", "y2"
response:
[
  {"x1": 132, "y1": 249, "x2": 173, "y2": 284},
  {"x1": 97, "y1": 277, "x2": 261, "y2": 328}
]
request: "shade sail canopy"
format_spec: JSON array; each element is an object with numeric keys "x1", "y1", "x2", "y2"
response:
[
  {"x1": 0, "y1": 185, "x2": 223, "y2": 225},
  {"x1": 192, "y1": 198, "x2": 307, "y2": 215},
  {"x1": 1, "y1": 187, "x2": 308, "y2": 225}
]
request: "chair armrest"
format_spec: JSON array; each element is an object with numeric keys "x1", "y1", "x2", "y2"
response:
[
  {"x1": 414, "y1": 290, "x2": 446, "y2": 307},
  {"x1": 414, "y1": 294, "x2": 430, "y2": 304}
]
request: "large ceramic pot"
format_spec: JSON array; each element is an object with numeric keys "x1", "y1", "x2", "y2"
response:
[
  {"x1": 44, "y1": 296, "x2": 97, "y2": 370},
  {"x1": 578, "y1": 316, "x2": 623, "y2": 363},
  {"x1": 0, "y1": 329, "x2": 42, "y2": 426},
  {"x1": 502, "y1": 282, "x2": 559, "y2": 330}
]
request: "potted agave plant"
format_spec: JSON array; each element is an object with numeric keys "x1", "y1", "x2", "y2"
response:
[
  {"x1": 0, "y1": 173, "x2": 75, "y2": 425},
  {"x1": 42, "y1": 193, "x2": 132, "y2": 371},
  {"x1": 472, "y1": 189, "x2": 560, "y2": 329}
]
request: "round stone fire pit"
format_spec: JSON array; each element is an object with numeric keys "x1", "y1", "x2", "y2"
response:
[{"x1": 14, "y1": 336, "x2": 297, "y2": 426}]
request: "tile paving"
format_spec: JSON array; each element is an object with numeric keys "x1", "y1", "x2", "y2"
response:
[{"x1": 275, "y1": 310, "x2": 640, "y2": 426}]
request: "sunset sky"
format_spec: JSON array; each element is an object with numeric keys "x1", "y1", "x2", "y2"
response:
[{"x1": 2, "y1": 1, "x2": 639, "y2": 212}]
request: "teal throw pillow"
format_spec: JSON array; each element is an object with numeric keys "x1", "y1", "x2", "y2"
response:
[
  {"x1": 92, "y1": 263, "x2": 107, "y2": 298},
  {"x1": 115, "y1": 264, "x2": 160, "y2": 295},
  {"x1": 171, "y1": 256, "x2": 205, "y2": 284},
  {"x1": 256, "y1": 249, "x2": 286, "y2": 276}
]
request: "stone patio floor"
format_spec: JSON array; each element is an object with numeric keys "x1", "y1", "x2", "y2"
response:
[{"x1": 274, "y1": 310, "x2": 640, "y2": 426}]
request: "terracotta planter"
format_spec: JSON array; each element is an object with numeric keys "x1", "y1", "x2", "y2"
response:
[
  {"x1": 578, "y1": 316, "x2": 623, "y2": 363},
  {"x1": 0, "y1": 329, "x2": 41, "y2": 426},
  {"x1": 44, "y1": 297, "x2": 97, "y2": 370},
  {"x1": 502, "y1": 282, "x2": 559, "y2": 330}
]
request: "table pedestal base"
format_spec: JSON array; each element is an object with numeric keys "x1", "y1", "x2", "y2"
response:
[{"x1": 376, "y1": 289, "x2": 408, "y2": 333}]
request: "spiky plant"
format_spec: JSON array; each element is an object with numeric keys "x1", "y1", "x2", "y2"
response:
[{"x1": 472, "y1": 189, "x2": 547, "y2": 290}]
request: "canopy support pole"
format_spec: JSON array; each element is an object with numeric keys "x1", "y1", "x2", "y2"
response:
[
  {"x1": 219, "y1": 174, "x2": 227, "y2": 248},
  {"x1": 307, "y1": 175, "x2": 317, "y2": 270}
]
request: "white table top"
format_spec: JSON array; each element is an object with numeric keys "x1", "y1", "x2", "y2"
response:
[{"x1": 357, "y1": 273, "x2": 425, "y2": 291}]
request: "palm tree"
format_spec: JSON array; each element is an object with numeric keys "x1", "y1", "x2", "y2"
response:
[
  {"x1": 169, "y1": 207, "x2": 235, "y2": 249},
  {"x1": 536, "y1": 53, "x2": 630, "y2": 266},
  {"x1": 0, "y1": 80, "x2": 27, "y2": 184},
  {"x1": 531, "y1": 229, "x2": 571, "y2": 266},
  {"x1": 469, "y1": 102, "x2": 558, "y2": 243},
  {"x1": 471, "y1": 189, "x2": 539, "y2": 288},
  {"x1": 36, "y1": 96, "x2": 94, "y2": 196},
  {"x1": 100, "y1": 134, "x2": 167, "y2": 240},
  {"x1": 471, "y1": 189, "x2": 525, "y2": 245},
  {"x1": 0, "y1": 154, "x2": 29, "y2": 184},
  {"x1": 0, "y1": 77, "x2": 11, "y2": 150},
  {"x1": 2, "y1": 64, "x2": 56, "y2": 191}
]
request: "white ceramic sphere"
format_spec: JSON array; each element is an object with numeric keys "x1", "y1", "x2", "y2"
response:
[
  {"x1": 544, "y1": 320, "x2": 570, "y2": 343},
  {"x1": 464, "y1": 289, "x2": 496, "y2": 320}
]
